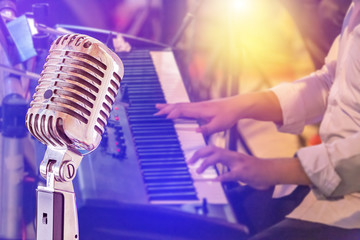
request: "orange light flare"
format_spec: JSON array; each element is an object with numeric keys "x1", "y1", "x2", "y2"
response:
[
  {"x1": 186, "y1": 0, "x2": 314, "y2": 95},
  {"x1": 227, "y1": 0, "x2": 314, "y2": 79}
]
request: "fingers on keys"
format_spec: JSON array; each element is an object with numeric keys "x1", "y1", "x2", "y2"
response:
[
  {"x1": 155, "y1": 103, "x2": 203, "y2": 120},
  {"x1": 215, "y1": 171, "x2": 238, "y2": 182},
  {"x1": 154, "y1": 103, "x2": 171, "y2": 115},
  {"x1": 188, "y1": 146, "x2": 230, "y2": 174}
]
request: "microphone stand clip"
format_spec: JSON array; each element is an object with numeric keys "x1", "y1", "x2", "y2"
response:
[{"x1": 36, "y1": 147, "x2": 82, "y2": 240}]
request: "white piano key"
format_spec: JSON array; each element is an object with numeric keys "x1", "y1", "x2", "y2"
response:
[{"x1": 151, "y1": 51, "x2": 228, "y2": 204}]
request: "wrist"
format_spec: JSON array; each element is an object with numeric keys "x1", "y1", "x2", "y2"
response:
[
  {"x1": 228, "y1": 94, "x2": 252, "y2": 120},
  {"x1": 266, "y1": 158, "x2": 311, "y2": 186}
]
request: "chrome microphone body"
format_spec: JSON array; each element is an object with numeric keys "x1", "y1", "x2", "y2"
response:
[{"x1": 25, "y1": 34, "x2": 124, "y2": 240}]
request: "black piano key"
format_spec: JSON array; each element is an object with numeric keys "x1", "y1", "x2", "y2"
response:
[
  {"x1": 145, "y1": 181, "x2": 194, "y2": 187},
  {"x1": 148, "y1": 192, "x2": 198, "y2": 201},
  {"x1": 133, "y1": 131, "x2": 179, "y2": 140},
  {"x1": 129, "y1": 100, "x2": 166, "y2": 105},
  {"x1": 124, "y1": 84, "x2": 160, "y2": 88},
  {"x1": 128, "y1": 114, "x2": 168, "y2": 120},
  {"x1": 127, "y1": 112, "x2": 161, "y2": 118},
  {"x1": 132, "y1": 127, "x2": 174, "y2": 133},
  {"x1": 124, "y1": 85, "x2": 160, "y2": 91},
  {"x1": 134, "y1": 138, "x2": 180, "y2": 145},
  {"x1": 143, "y1": 170, "x2": 190, "y2": 177},
  {"x1": 137, "y1": 150, "x2": 183, "y2": 156},
  {"x1": 139, "y1": 157, "x2": 186, "y2": 163},
  {"x1": 123, "y1": 63, "x2": 155, "y2": 68},
  {"x1": 141, "y1": 167, "x2": 192, "y2": 176},
  {"x1": 138, "y1": 152, "x2": 184, "y2": 159},
  {"x1": 130, "y1": 128, "x2": 177, "y2": 134},
  {"x1": 125, "y1": 82, "x2": 161, "y2": 87},
  {"x1": 128, "y1": 89, "x2": 164, "y2": 95},
  {"x1": 122, "y1": 69, "x2": 158, "y2": 76},
  {"x1": 143, "y1": 174, "x2": 194, "y2": 185},
  {"x1": 139, "y1": 156, "x2": 185, "y2": 162},
  {"x1": 123, "y1": 82, "x2": 161, "y2": 87},
  {"x1": 129, "y1": 121, "x2": 175, "y2": 127},
  {"x1": 128, "y1": 98, "x2": 166, "y2": 104},
  {"x1": 118, "y1": 51, "x2": 150, "y2": 59},
  {"x1": 123, "y1": 65, "x2": 155, "y2": 70},
  {"x1": 123, "y1": 75, "x2": 158, "y2": 79},
  {"x1": 143, "y1": 170, "x2": 191, "y2": 177},
  {"x1": 123, "y1": 83, "x2": 161, "y2": 89},
  {"x1": 133, "y1": 135, "x2": 179, "y2": 144},
  {"x1": 132, "y1": 131, "x2": 178, "y2": 137},
  {"x1": 124, "y1": 74, "x2": 158, "y2": 79},
  {"x1": 128, "y1": 99, "x2": 166, "y2": 106},
  {"x1": 123, "y1": 74, "x2": 158, "y2": 78},
  {"x1": 129, "y1": 119, "x2": 173, "y2": 125},
  {"x1": 131, "y1": 128, "x2": 177, "y2": 134},
  {"x1": 127, "y1": 105, "x2": 158, "y2": 109},
  {"x1": 140, "y1": 166, "x2": 189, "y2": 173},
  {"x1": 122, "y1": 59, "x2": 154, "y2": 66},
  {"x1": 127, "y1": 106, "x2": 158, "y2": 111},
  {"x1": 139, "y1": 162, "x2": 188, "y2": 170},
  {"x1": 120, "y1": 49, "x2": 202, "y2": 203},
  {"x1": 129, "y1": 120, "x2": 173, "y2": 126},
  {"x1": 128, "y1": 118, "x2": 175, "y2": 124},
  {"x1": 127, "y1": 114, "x2": 167, "y2": 119},
  {"x1": 130, "y1": 123, "x2": 175, "y2": 129},
  {"x1": 129, "y1": 103, "x2": 165, "y2": 108},
  {"x1": 136, "y1": 146, "x2": 182, "y2": 153},
  {"x1": 135, "y1": 143, "x2": 182, "y2": 150},
  {"x1": 132, "y1": 132, "x2": 176, "y2": 139},
  {"x1": 122, "y1": 63, "x2": 156, "y2": 69},
  {"x1": 127, "y1": 111, "x2": 160, "y2": 116},
  {"x1": 147, "y1": 185, "x2": 197, "y2": 194},
  {"x1": 143, "y1": 175, "x2": 193, "y2": 183},
  {"x1": 128, "y1": 117, "x2": 169, "y2": 130},
  {"x1": 124, "y1": 61, "x2": 154, "y2": 66},
  {"x1": 128, "y1": 94, "x2": 165, "y2": 99},
  {"x1": 139, "y1": 157, "x2": 186, "y2": 166}
]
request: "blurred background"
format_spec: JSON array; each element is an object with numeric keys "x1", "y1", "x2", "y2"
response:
[{"x1": 0, "y1": 0, "x2": 352, "y2": 239}]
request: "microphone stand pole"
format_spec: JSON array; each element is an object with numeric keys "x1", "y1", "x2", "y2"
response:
[
  {"x1": 0, "y1": 94, "x2": 27, "y2": 240},
  {"x1": 169, "y1": 0, "x2": 204, "y2": 48},
  {"x1": 0, "y1": 75, "x2": 29, "y2": 239}
]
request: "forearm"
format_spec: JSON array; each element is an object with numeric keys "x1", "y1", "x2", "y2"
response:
[
  {"x1": 228, "y1": 91, "x2": 283, "y2": 124},
  {"x1": 259, "y1": 157, "x2": 312, "y2": 186}
]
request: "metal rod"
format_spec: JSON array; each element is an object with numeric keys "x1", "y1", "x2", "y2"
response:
[{"x1": 0, "y1": 63, "x2": 40, "y2": 80}]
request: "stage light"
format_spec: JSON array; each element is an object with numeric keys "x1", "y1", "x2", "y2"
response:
[{"x1": 231, "y1": 0, "x2": 255, "y2": 16}]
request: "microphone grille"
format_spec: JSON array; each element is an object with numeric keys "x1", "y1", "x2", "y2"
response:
[{"x1": 26, "y1": 34, "x2": 124, "y2": 154}]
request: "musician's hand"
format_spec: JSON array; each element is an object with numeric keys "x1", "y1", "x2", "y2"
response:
[
  {"x1": 188, "y1": 146, "x2": 312, "y2": 189},
  {"x1": 155, "y1": 98, "x2": 239, "y2": 135},
  {"x1": 188, "y1": 146, "x2": 273, "y2": 190}
]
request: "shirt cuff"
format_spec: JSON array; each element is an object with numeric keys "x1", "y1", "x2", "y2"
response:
[
  {"x1": 271, "y1": 83, "x2": 306, "y2": 134},
  {"x1": 297, "y1": 144, "x2": 342, "y2": 198}
]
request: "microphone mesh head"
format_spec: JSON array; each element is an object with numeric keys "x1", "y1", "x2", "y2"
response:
[{"x1": 26, "y1": 34, "x2": 124, "y2": 155}]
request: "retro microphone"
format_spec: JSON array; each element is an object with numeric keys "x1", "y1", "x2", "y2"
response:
[{"x1": 25, "y1": 34, "x2": 124, "y2": 240}]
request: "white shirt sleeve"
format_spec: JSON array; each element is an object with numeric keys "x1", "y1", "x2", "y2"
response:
[
  {"x1": 297, "y1": 130, "x2": 360, "y2": 198},
  {"x1": 270, "y1": 36, "x2": 344, "y2": 198},
  {"x1": 270, "y1": 36, "x2": 339, "y2": 134}
]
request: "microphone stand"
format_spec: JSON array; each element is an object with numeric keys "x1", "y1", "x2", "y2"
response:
[
  {"x1": 169, "y1": 0, "x2": 204, "y2": 48},
  {"x1": 0, "y1": 3, "x2": 31, "y2": 237},
  {"x1": 0, "y1": 93, "x2": 28, "y2": 240},
  {"x1": 1, "y1": 4, "x2": 82, "y2": 239},
  {"x1": 36, "y1": 148, "x2": 82, "y2": 240}
]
